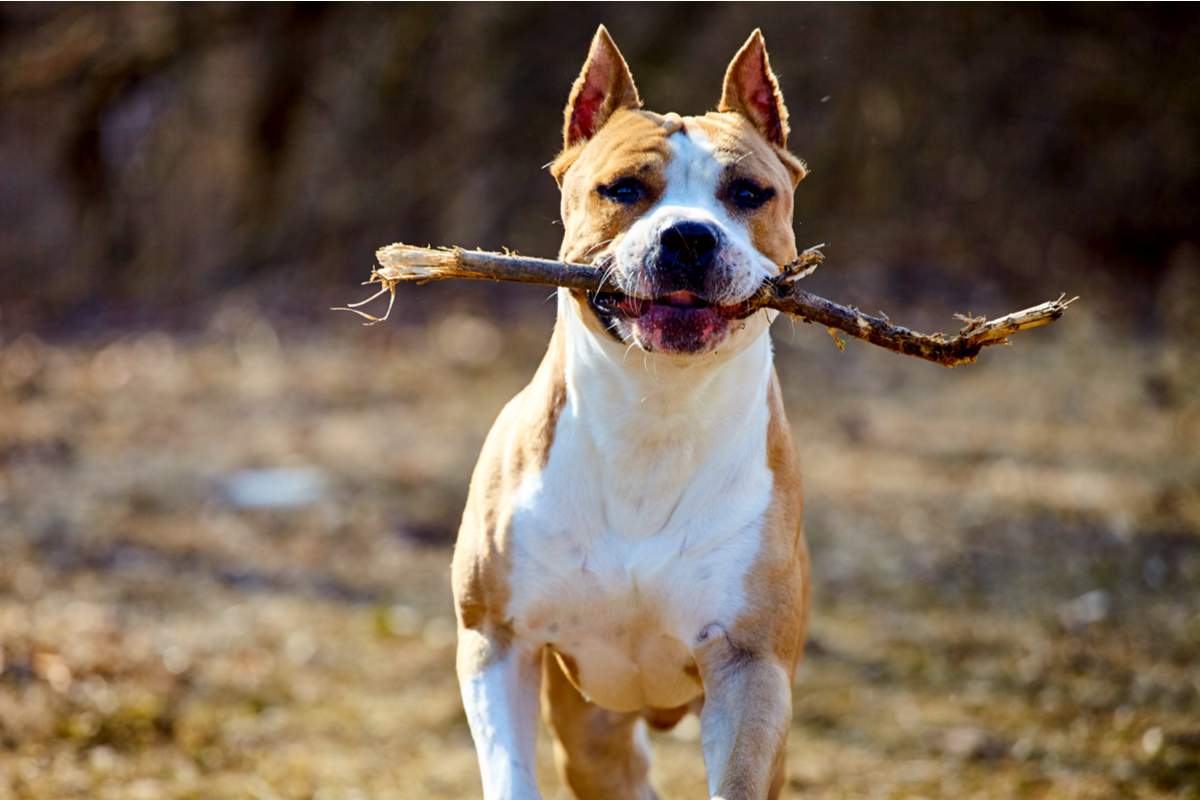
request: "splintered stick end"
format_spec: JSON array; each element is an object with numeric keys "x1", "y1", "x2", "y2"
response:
[
  {"x1": 333, "y1": 244, "x2": 464, "y2": 324},
  {"x1": 374, "y1": 243, "x2": 461, "y2": 282},
  {"x1": 779, "y1": 244, "x2": 825, "y2": 283}
]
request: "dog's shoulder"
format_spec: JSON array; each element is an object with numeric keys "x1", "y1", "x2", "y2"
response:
[
  {"x1": 452, "y1": 320, "x2": 568, "y2": 635},
  {"x1": 728, "y1": 369, "x2": 809, "y2": 670}
]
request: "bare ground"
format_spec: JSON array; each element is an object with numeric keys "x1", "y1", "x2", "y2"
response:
[{"x1": 1, "y1": 297, "x2": 1198, "y2": 799}]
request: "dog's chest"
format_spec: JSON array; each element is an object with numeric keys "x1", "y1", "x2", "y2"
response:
[{"x1": 506, "y1": 404, "x2": 774, "y2": 713}]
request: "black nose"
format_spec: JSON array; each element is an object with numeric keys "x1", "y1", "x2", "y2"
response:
[{"x1": 659, "y1": 221, "x2": 719, "y2": 268}]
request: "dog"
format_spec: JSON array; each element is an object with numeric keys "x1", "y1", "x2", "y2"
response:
[{"x1": 452, "y1": 26, "x2": 810, "y2": 800}]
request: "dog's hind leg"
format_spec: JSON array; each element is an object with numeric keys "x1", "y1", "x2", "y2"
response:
[{"x1": 542, "y1": 651, "x2": 659, "y2": 800}]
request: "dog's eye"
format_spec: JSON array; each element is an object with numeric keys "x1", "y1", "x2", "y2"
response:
[
  {"x1": 598, "y1": 177, "x2": 646, "y2": 205},
  {"x1": 727, "y1": 179, "x2": 774, "y2": 211}
]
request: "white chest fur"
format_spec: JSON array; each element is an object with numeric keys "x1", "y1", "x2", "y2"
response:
[{"x1": 506, "y1": 294, "x2": 777, "y2": 712}]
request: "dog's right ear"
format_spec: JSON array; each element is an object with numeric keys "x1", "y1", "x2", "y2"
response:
[
  {"x1": 719, "y1": 29, "x2": 789, "y2": 148},
  {"x1": 562, "y1": 25, "x2": 641, "y2": 149}
]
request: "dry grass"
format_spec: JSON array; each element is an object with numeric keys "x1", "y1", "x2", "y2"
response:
[{"x1": 1, "y1": 297, "x2": 1197, "y2": 799}]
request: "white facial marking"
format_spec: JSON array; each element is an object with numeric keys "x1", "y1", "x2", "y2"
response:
[
  {"x1": 661, "y1": 126, "x2": 723, "y2": 207},
  {"x1": 614, "y1": 125, "x2": 777, "y2": 304}
]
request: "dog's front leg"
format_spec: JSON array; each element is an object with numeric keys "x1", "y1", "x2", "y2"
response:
[
  {"x1": 457, "y1": 627, "x2": 543, "y2": 800},
  {"x1": 696, "y1": 628, "x2": 793, "y2": 800}
]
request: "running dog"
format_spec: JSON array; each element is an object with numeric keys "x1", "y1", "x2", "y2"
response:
[{"x1": 453, "y1": 26, "x2": 810, "y2": 800}]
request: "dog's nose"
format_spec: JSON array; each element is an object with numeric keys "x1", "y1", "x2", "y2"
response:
[{"x1": 659, "y1": 221, "x2": 719, "y2": 269}]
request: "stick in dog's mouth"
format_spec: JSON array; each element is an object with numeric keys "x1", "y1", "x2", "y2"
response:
[
  {"x1": 588, "y1": 290, "x2": 758, "y2": 321},
  {"x1": 333, "y1": 242, "x2": 1075, "y2": 368}
]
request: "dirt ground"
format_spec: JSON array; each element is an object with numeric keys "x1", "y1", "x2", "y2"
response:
[{"x1": 1, "y1": 295, "x2": 1198, "y2": 799}]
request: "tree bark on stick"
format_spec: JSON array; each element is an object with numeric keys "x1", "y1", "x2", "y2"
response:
[{"x1": 334, "y1": 243, "x2": 1075, "y2": 368}]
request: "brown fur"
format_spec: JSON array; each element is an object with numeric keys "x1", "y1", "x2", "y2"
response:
[
  {"x1": 718, "y1": 373, "x2": 810, "y2": 671},
  {"x1": 542, "y1": 652, "x2": 658, "y2": 800},
  {"x1": 451, "y1": 321, "x2": 566, "y2": 668}
]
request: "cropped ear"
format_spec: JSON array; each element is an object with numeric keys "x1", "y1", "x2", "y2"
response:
[
  {"x1": 563, "y1": 25, "x2": 642, "y2": 148},
  {"x1": 718, "y1": 29, "x2": 789, "y2": 148}
]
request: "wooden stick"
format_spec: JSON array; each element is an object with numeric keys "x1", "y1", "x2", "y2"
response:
[{"x1": 334, "y1": 243, "x2": 1076, "y2": 367}]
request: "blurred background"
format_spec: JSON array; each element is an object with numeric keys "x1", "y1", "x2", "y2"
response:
[{"x1": 1, "y1": 4, "x2": 1197, "y2": 799}]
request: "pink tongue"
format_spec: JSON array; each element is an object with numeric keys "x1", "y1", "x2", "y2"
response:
[{"x1": 661, "y1": 291, "x2": 699, "y2": 308}]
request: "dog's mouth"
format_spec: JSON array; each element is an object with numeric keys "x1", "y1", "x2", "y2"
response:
[
  {"x1": 587, "y1": 290, "x2": 756, "y2": 354},
  {"x1": 589, "y1": 290, "x2": 755, "y2": 319}
]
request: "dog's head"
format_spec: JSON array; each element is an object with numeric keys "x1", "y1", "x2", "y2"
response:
[{"x1": 553, "y1": 26, "x2": 807, "y2": 357}]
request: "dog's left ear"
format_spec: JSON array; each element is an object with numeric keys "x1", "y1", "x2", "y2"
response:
[
  {"x1": 719, "y1": 29, "x2": 790, "y2": 148},
  {"x1": 563, "y1": 25, "x2": 642, "y2": 149}
]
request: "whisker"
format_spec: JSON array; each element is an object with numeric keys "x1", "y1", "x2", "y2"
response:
[
  {"x1": 583, "y1": 238, "x2": 615, "y2": 258},
  {"x1": 622, "y1": 339, "x2": 639, "y2": 366},
  {"x1": 597, "y1": 261, "x2": 620, "y2": 292}
]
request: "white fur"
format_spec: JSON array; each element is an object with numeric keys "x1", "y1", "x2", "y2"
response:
[
  {"x1": 613, "y1": 127, "x2": 779, "y2": 304},
  {"x1": 503, "y1": 274, "x2": 776, "y2": 714},
  {"x1": 457, "y1": 631, "x2": 542, "y2": 800}
]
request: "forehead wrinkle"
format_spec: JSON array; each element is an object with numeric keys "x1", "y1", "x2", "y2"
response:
[
  {"x1": 694, "y1": 113, "x2": 779, "y2": 156},
  {"x1": 565, "y1": 110, "x2": 673, "y2": 185},
  {"x1": 592, "y1": 139, "x2": 670, "y2": 180},
  {"x1": 700, "y1": 133, "x2": 793, "y2": 195},
  {"x1": 677, "y1": 119, "x2": 774, "y2": 186},
  {"x1": 707, "y1": 130, "x2": 765, "y2": 164}
]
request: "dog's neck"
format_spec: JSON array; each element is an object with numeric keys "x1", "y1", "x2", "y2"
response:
[{"x1": 553, "y1": 291, "x2": 774, "y2": 535}]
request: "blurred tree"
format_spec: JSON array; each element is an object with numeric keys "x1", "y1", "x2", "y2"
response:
[{"x1": 0, "y1": 4, "x2": 1196, "y2": 332}]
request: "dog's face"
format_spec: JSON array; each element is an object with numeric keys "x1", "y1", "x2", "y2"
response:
[{"x1": 553, "y1": 28, "x2": 807, "y2": 356}]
